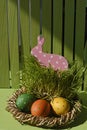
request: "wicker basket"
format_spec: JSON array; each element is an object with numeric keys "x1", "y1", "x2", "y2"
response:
[{"x1": 6, "y1": 87, "x2": 81, "y2": 128}]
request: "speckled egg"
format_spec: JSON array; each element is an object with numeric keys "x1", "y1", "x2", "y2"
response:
[
  {"x1": 31, "y1": 99, "x2": 51, "y2": 117},
  {"x1": 50, "y1": 97, "x2": 70, "y2": 115},
  {"x1": 16, "y1": 93, "x2": 36, "y2": 112}
]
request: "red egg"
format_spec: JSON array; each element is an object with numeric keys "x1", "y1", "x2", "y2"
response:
[{"x1": 31, "y1": 99, "x2": 51, "y2": 117}]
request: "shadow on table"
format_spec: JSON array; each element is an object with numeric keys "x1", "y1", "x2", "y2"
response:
[{"x1": 64, "y1": 92, "x2": 87, "y2": 129}]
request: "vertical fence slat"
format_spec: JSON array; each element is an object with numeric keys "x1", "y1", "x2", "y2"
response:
[
  {"x1": 42, "y1": 0, "x2": 51, "y2": 53},
  {"x1": 75, "y1": 0, "x2": 85, "y2": 90},
  {"x1": 8, "y1": 0, "x2": 20, "y2": 88},
  {"x1": 30, "y1": 0, "x2": 40, "y2": 49},
  {"x1": 0, "y1": 0, "x2": 10, "y2": 88},
  {"x1": 84, "y1": 41, "x2": 87, "y2": 90},
  {"x1": 20, "y1": 0, "x2": 30, "y2": 57},
  {"x1": 75, "y1": 0, "x2": 85, "y2": 63},
  {"x1": 53, "y1": 0, "x2": 63, "y2": 55},
  {"x1": 64, "y1": 0, "x2": 75, "y2": 62}
]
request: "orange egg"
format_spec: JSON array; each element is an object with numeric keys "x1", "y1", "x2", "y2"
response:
[{"x1": 31, "y1": 99, "x2": 51, "y2": 117}]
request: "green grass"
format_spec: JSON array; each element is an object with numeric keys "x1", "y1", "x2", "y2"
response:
[{"x1": 21, "y1": 56, "x2": 85, "y2": 101}]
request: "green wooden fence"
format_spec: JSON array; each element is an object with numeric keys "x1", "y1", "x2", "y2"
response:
[{"x1": 0, "y1": 0, "x2": 86, "y2": 89}]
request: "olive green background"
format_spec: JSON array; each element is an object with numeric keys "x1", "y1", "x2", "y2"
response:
[{"x1": 0, "y1": 0, "x2": 87, "y2": 129}]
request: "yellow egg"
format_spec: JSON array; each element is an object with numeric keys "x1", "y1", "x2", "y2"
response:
[{"x1": 50, "y1": 97, "x2": 70, "y2": 115}]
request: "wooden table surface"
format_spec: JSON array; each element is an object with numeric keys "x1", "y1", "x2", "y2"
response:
[{"x1": 0, "y1": 89, "x2": 87, "y2": 130}]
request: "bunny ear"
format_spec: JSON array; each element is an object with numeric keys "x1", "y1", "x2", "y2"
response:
[
  {"x1": 40, "y1": 37, "x2": 45, "y2": 43},
  {"x1": 37, "y1": 35, "x2": 45, "y2": 44},
  {"x1": 37, "y1": 35, "x2": 41, "y2": 41}
]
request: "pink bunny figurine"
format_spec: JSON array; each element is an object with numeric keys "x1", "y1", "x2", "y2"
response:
[{"x1": 31, "y1": 36, "x2": 68, "y2": 71}]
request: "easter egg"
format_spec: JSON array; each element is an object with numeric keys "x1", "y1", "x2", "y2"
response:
[
  {"x1": 31, "y1": 99, "x2": 51, "y2": 117},
  {"x1": 50, "y1": 97, "x2": 70, "y2": 115},
  {"x1": 16, "y1": 93, "x2": 36, "y2": 112}
]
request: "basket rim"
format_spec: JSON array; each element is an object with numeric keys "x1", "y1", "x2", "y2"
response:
[{"x1": 6, "y1": 87, "x2": 81, "y2": 128}]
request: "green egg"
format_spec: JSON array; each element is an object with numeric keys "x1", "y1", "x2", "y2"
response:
[{"x1": 16, "y1": 93, "x2": 36, "y2": 112}]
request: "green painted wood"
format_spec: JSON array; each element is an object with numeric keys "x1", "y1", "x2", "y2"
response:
[
  {"x1": 75, "y1": 0, "x2": 85, "y2": 63},
  {"x1": 8, "y1": 0, "x2": 20, "y2": 88},
  {"x1": 30, "y1": 0, "x2": 40, "y2": 49},
  {"x1": 75, "y1": 0, "x2": 85, "y2": 90},
  {"x1": 53, "y1": 0, "x2": 63, "y2": 55},
  {"x1": 0, "y1": 0, "x2": 10, "y2": 88},
  {"x1": 42, "y1": 0, "x2": 51, "y2": 53},
  {"x1": 20, "y1": 0, "x2": 30, "y2": 58},
  {"x1": 64, "y1": 0, "x2": 75, "y2": 62},
  {"x1": 29, "y1": 0, "x2": 51, "y2": 54},
  {"x1": 0, "y1": 0, "x2": 86, "y2": 90},
  {"x1": 86, "y1": 0, "x2": 87, "y2": 7},
  {"x1": 84, "y1": 41, "x2": 87, "y2": 91}
]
